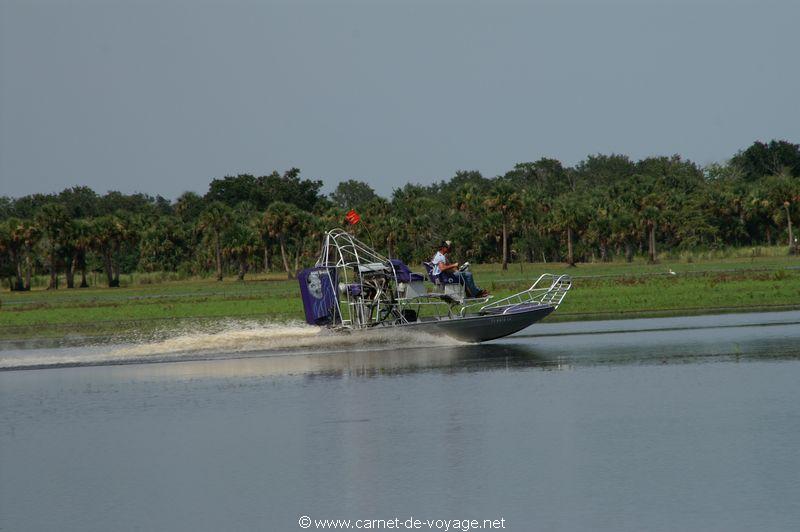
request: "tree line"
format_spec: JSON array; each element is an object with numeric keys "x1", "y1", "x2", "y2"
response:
[{"x1": 1, "y1": 140, "x2": 798, "y2": 290}]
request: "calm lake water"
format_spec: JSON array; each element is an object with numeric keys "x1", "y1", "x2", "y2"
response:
[{"x1": 1, "y1": 312, "x2": 799, "y2": 531}]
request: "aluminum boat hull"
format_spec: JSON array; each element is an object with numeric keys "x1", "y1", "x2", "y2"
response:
[{"x1": 374, "y1": 303, "x2": 555, "y2": 343}]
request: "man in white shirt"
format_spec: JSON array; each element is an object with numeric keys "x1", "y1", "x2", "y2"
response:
[{"x1": 431, "y1": 240, "x2": 487, "y2": 298}]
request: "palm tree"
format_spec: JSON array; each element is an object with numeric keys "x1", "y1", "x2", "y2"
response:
[
  {"x1": 19, "y1": 220, "x2": 40, "y2": 290},
  {"x1": 408, "y1": 196, "x2": 447, "y2": 263},
  {"x1": 550, "y1": 192, "x2": 589, "y2": 266},
  {"x1": 138, "y1": 216, "x2": 191, "y2": 273},
  {"x1": 515, "y1": 189, "x2": 547, "y2": 263},
  {"x1": 292, "y1": 210, "x2": 322, "y2": 273},
  {"x1": 484, "y1": 181, "x2": 521, "y2": 270},
  {"x1": 35, "y1": 204, "x2": 69, "y2": 289},
  {"x1": 91, "y1": 215, "x2": 127, "y2": 287},
  {"x1": 263, "y1": 201, "x2": 301, "y2": 279},
  {"x1": 112, "y1": 215, "x2": 136, "y2": 287},
  {"x1": 608, "y1": 205, "x2": 638, "y2": 262},
  {"x1": 197, "y1": 202, "x2": 232, "y2": 281},
  {"x1": 758, "y1": 173, "x2": 799, "y2": 254},
  {"x1": 746, "y1": 190, "x2": 776, "y2": 246},
  {"x1": 586, "y1": 204, "x2": 613, "y2": 262},
  {"x1": 0, "y1": 222, "x2": 14, "y2": 290},
  {"x1": 72, "y1": 219, "x2": 92, "y2": 288},
  {"x1": 251, "y1": 214, "x2": 271, "y2": 273},
  {"x1": 1, "y1": 218, "x2": 25, "y2": 290},
  {"x1": 362, "y1": 197, "x2": 396, "y2": 257},
  {"x1": 91, "y1": 217, "x2": 114, "y2": 287},
  {"x1": 60, "y1": 220, "x2": 78, "y2": 288},
  {"x1": 550, "y1": 199, "x2": 574, "y2": 266},
  {"x1": 175, "y1": 191, "x2": 205, "y2": 223},
  {"x1": 637, "y1": 194, "x2": 662, "y2": 264},
  {"x1": 223, "y1": 221, "x2": 258, "y2": 281},
  {"x1": 642, "y1": 207, "x2": 660, "y2": 263}
]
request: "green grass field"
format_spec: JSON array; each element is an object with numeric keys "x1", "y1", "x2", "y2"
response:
[{"x1": 1, "y1": 254, "x2": 799, "y2": 341}]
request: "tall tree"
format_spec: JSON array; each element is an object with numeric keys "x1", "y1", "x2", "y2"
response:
[
  {"x1": 197, "y1": 202, "x2": 232, "y2": 281},
  {"x1": 505, "y1": 158, "x2": 571, "y2": 195},
  {"x1": 757, "y1": 173, "x2": 800, "y2": 254},
  {"x1": 35, "y1": 204, "x2": 69, "y2": 289},
  {"x1": 0, "y1": 223, "x2": 11, "y2": 289},
  {"x1": 550, "y1": 192, "x2": 590, "y2": 266},
  {"x1": 59, "y1": 220, "x2": 79, "y2": 288},
  {"x1": 517, "y1": 188, "x2": 549, "y2": 263},
  {"x1": 291, "y1": 210, "x2": 322, "y2": 274},
  {"x1": 256, "y1": 168, "x2": 324, "y2": 211},
  {"x1": 205, "y1": 174, "x2": 260, "y2": 208},
  {"x1": 485, "y1": 181, "x2": 522, "y2": 270},
  {"x1": 362, "y1": 197, "x2": 397, "y2": 257},
  {"x1": 251, "y1": 214, "x2": 272, "y2": 273},
  {"x1": 330, "y1": 179, "x2": 378, "y2": 210},
  {"x1": 223, "y1": 220, "x2": 259, "y2": 281},
  {"x1": 72, "y1": 219, "x2": 92, "y2": 287},
  {"x1": 57, "y1": 186, "x2": 100, "y2": 219},
  {"x1": 175, "y1": 191, "x2": 206, "y2": 223},
  {"x1": 138, "y1": 216, "x2": 191, "y2": 272},
  {"x1": 637, "y1": 194, "x2": 662, "y2": 264},
  {"x1": 609, "y1": 205, "x2": 638, "y2": 262},
  {"x1": 573, "y1": 154, "x2": 636, "y2": 189},
  {"x1": 91, "y1": 215, "x2": 131, "y2": 287},
  {"x1": 731, "y1": 140, "x2": 800, "y2": 181},
  {"x1": 437, "y1": 170, "x2": 491, "y2": 203},
  {"x1": 19, "y1": 220, "x2": 40, "y2": 290},
  {"x1": 263, "y1": 201, "x2": 302, "y2": 279},
  {"x1": 0, "y1": 219, "x2": 25, "y2": 290},
  {"x1": 585, "y1": 193, "x2": 614, "y2": 261}
]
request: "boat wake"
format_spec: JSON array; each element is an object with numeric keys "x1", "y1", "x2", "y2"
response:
[{"x1": 0, "y1": 321, "x2": 462, "y2": 371}]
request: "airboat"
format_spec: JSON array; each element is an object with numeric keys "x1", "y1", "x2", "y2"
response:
[{"x1": 298, "y1": 229, "x2": 572, "y2": 343}]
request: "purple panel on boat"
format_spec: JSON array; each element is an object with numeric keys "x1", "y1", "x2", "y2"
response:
[
  {"x1": 389, "y1": 259, "x2": 412, "y2": 282},
  {"x1": 298, "y1": 267, "x2": 339, "y2": 325}
]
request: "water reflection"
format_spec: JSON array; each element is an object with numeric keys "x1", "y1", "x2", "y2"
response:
[
  {"x1": 96, "y1": 321, "x2": 800, "y2": 382},
  {"x1": 2, "y1": 312, "x2": 799, "y2": 380}
]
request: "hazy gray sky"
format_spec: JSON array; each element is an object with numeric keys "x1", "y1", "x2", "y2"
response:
[{"x1": 1, "y1": 0, "x2": 798, "y2": 199}]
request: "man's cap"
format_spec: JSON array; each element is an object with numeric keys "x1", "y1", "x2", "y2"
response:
[{"x1": 440, "y1": 240, "x2": 452, "y2": 248}]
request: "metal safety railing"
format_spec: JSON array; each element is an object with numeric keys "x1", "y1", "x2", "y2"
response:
[{"x1": 476, "y1": 274, "x2": 572, "y2": 315}]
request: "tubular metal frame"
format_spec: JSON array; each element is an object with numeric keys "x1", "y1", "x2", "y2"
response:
[
  {"x1": 314, "y1": 229, "x2": 571, "y2": 330},
  {"x1": 315, "y1": 229, "x2": 402, "y2": 328}
]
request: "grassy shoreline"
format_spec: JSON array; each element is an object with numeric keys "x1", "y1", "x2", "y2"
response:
[{"x1": 1, "y1": 255, "x2": 799, "y2": 342}]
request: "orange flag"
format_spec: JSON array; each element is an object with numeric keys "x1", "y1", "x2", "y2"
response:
[{"x1": 345, "y1": 209, "x2": 361, "y2": 225}]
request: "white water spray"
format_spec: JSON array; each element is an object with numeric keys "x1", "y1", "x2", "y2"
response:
[{"x1": 0, "y1": 320, "x2": 462, "y2": 371}]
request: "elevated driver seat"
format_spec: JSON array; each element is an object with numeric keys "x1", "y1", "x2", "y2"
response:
[{"x1": 423, "y1": 261, "x2": 465, "y2": 300}]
